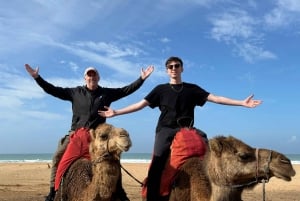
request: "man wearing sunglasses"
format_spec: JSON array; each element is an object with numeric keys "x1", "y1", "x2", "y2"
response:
[
  {"x1": 99, "y1": 56, "x2": 262, "y2": 201},
  {"x1": 25, "y1": 64, "x2": 154, "y2": 201}
]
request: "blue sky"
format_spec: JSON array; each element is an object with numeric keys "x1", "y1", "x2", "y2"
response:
[{"x1": 0, "y1": 0, "x2": 299, "y2": 154}]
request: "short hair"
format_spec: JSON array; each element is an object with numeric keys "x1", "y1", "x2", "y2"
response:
[{"x1": 165, "y1": 56, "x2": 183, "y2": 67}]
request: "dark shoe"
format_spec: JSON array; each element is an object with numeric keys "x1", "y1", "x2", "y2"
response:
[
  {"x1": 45, "y1": 187, "x2": 56, "y2": 201},
  {"x1": 119, "y1": 195, "x2": 130, "y2": 201},
  {"x1": 44, "y1": 194, "x2": 55, "y2": 201}
]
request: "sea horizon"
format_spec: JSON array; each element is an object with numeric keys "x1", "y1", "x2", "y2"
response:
[
  {"x1": 0, "y1": 153, "x2": 300, "y2": 164},
  {"x1": 0, "y1": 153, "x2": 152, "y2": 164}
]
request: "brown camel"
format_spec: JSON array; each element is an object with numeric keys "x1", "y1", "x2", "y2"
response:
[
  {"x1": 54, "y1": 123, "x2": 132, "y2": 201},
  {"x1": 166, "y1": 135, "x2": 296, "y2": 201}
]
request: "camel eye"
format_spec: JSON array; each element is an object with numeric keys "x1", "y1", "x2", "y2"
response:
[
  {"x1": 99, "y1": 133, "x2": 109, "y2": 140},
  {"x1": 237, "y1": 152, "x2": 252, "y2": 161}
]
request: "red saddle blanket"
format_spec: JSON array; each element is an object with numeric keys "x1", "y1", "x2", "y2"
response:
[
  {"x1": 55, "y1": 127, "x2": 91, "y2": 190},
  {"x1": 142, "y1": 127, "x2": 207, "y2": 197}
]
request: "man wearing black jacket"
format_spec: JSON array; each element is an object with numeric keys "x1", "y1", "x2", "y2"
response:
[{"x1": 25, "y1": 64, "x2": 154, "y2": 201}]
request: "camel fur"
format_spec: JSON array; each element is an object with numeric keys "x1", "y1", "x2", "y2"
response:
[
  {"x1": 54, "y1": 123, "x2": 132, "y2": 201},
  {"x1": 166, "y1": 135, "x2": 296, "y2": 201}
]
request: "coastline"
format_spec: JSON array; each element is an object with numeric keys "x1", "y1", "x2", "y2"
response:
[
  {"x1": 0, "y1": 162, "x2": 298, "y2": 201},
  {"x1": 0, "y1": 152, "x2": 299, "y2": 164}
]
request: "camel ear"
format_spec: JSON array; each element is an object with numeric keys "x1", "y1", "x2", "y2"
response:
[{"x1": 209, "y1": 138, "x2": 223, "y2": 157}]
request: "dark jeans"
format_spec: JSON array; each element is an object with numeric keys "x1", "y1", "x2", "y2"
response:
[{"x1": 147, "y1": 127, "x2": 179, "y2": 201}]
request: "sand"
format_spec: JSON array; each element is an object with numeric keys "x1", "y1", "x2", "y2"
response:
[{"x1": 0, "y1": 163, "x2": 299, "y2": 201}]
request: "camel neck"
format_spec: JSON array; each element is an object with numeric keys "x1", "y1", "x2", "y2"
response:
[{"x1": 210, "y1": 184, "x2": 242, "y2": 201}]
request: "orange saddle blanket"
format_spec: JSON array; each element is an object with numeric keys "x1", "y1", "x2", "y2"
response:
[{"x1": 142, "y1": 127, "x2": 207, "y2": 197}]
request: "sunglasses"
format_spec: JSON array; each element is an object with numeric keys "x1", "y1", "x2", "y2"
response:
[{"x1": 166, "y1": 63, "x2": 181, "y2": 69}]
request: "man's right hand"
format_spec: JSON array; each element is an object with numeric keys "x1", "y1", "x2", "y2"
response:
[{"x1": 25, "y1": 64, "x2": 39, "y2": 79}]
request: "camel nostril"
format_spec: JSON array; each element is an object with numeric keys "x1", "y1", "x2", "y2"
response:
[{"x1": 125, "y1": 143, "x2": 131, "y2": 150}]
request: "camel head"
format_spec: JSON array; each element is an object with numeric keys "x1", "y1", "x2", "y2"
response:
[
  {"x1": 206, "y1": 136, "x2": 296, "y2": 188},
  {"x1": 89, "y1": 123, "x2": 132, "y2": 162},
  {"x1": 264, "y1": 149, "x2": 296, "y2": 181}
]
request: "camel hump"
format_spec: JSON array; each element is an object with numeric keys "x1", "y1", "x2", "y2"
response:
[{"x1": 163, "y1": 128, "x2": 208, "y2": 196}]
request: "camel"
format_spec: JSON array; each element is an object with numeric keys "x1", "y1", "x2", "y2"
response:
[
  {"x1": 54, "y1": 123, "x2": 132, "y2": 201},
  {"x1": 164, "y1": 134, "x2": 296, "y2": 201}
]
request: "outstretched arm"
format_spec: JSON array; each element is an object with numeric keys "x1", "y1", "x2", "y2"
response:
[
  {"x1": 113, "y1": 65, "x2": 154, "y2": 100},
  {"x1": 207, "y1": 94, "x2": 262, "y2": 108},
  {"x1": 98, "y1": 99, "x2": 149, "y2": 118},
  {"x1": 24, "y1": 64, "x2": 72, "y2": 100}
]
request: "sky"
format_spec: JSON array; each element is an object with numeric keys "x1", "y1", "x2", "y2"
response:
[{"x1": 0, "y1": 0, "x2": 299, "y2": 155}]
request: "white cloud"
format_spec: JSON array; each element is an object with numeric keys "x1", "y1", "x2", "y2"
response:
[
  {"x1": 74, "y1": 41, "x2": 143, "y2": 58},
  {"x1": 68, "y1": 62, "x2": 80, "y2": 73},
  {"x1": 160, "y1": 37, "x2": 171, "y2": 43},
  {"x1": 22, "y1": 110, "x2": 65, "y2": 120},
  {"x1": 211, "y1": 10, "x2": 257, "y2": 42},
  {"x1": 0, "y1": 71, "x2": 44, "y2": 100},
  {"x1": 264, "y1": 8, "x2": 287, "y2": 27},
  {"x1": 288, "y1": 135, "x2": 297, "y2": 143},
  {"x1": 161, "y1": 0, "x2": 218, "y2": 7},
  {"x1": 210, "y1": 9, "x2": 276, "y2": 62},
  {"x1": 0, "y1": 95, "x2": 23, "y2": 109},
  {"x1": 234, "y1": 43, "x2": 277, "y2": 63},
  {"x1": 278, "y1": 0, "x2": 300, "y2": 12},
  {"x1": 264, "y1": 0, "x2": 300, "y2": 28}
]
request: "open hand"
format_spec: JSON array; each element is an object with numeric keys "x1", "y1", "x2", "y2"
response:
[
  {"x1": 25, "y1": 64, "x2": 39, "y2": 79},
  {"x1": 98, "y1": 106, "x2": 116, "y2": 118},
  {"x1": 141, "y1": 65, "x2": 154, "y2": 80},
  {"x1": 243, "y1": 94, "x2": 262, "y2": 108}
]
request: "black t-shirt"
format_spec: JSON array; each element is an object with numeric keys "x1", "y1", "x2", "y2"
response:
[{"x1": 145, "y1": 82, "x2": 209, "y2": 131}]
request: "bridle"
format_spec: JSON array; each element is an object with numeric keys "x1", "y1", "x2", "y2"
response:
[
  {"x1": 91, "y1": 136, "x2": 117, "y2": 165},
  {"x1": 221, "y1": 148, "x2": 273, "y2": 201},
  {"x1": 92, "y1": 152, "x2": 114, "y2": 164},
  {"x1": 224, "y1": 148, "x2": 272, "y2": 189}
]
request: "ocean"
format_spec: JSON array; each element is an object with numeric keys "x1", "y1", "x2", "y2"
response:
[
  {"x1": 0, "y1": 153, "x2": 299, "y2": 164},
  {"x1": 0, "y1": 153, "x2": 152, "y2": 163}
]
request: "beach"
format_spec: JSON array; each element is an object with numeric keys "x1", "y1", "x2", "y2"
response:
[{"x1": 0, "y1": 163, "x2": 298, "y2": 201}]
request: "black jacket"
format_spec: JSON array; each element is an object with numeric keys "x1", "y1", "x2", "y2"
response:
[{"x1": 35, "y1": 75, "x2": 144, "y2": 130}]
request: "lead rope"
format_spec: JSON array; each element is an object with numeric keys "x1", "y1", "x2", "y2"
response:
[
  {"x1": 262, "y1": 179, "x2": 266, "y2": 201},
  {"x1": 256, "y1": 148, "x2": 266, "y2": 201},
  {"x1": 262, "y1": 150, "x2": 272, "y2": 201},
  {"x1": 120, "y1": 164, "x2": 144, "y2": 186}
]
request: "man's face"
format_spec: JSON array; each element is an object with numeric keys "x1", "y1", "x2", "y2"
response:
[
  {"x1": 85, "y1": 70, "x2": 100, "y2": 90},
  {"x1": 166, "y1": 61, "x2": 183, "y2": 78}
]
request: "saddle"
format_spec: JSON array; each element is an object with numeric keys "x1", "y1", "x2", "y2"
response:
[
  {"x1": 55, "y1": 128, "x2": 91, "y2": 190},
  {"x1": 142, "y1": 127, "x2": 207, "y2": 198}
]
